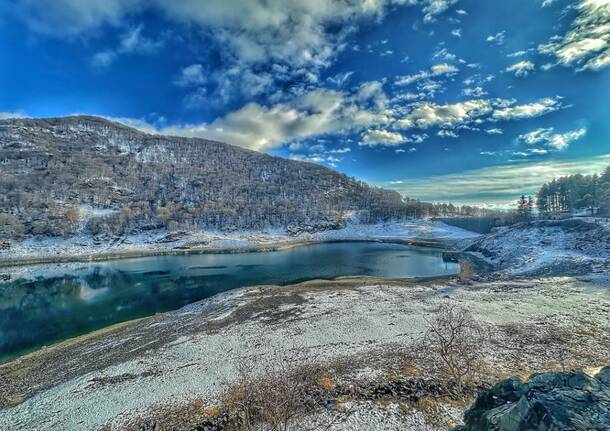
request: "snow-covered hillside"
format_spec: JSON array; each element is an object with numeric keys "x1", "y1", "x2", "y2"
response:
[{"x1": 465, "y1": 218, "x2": 610, "y2": 275}]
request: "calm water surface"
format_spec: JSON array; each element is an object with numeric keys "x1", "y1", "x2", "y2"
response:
[{"x1": 0, "y1": 242, "x2": 457, "y2": 360}]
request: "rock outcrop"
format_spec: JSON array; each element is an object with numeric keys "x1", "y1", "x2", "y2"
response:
[
  {"x1": 465, "y1": 218, "x2": 610, "y2": 275},
  {"x1": 455, "y1": 367, "x2": 610, "y2": 430}
]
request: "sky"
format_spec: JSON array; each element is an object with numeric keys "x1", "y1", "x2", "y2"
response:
[{"x1": 1, "y1": 0, "x2": 610, "y2": 208}]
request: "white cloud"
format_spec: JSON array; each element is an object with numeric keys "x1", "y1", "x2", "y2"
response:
[
  {"x1": 507, "y1": 50, "x2": 529, "y2": 58},
  {"x1": 290, "y1": 153, "x2": 342, "y2": 167},
  {"x1": 395, "y1": 63, "x2": 459, "y2": 86},
  {"x1": 437, "y1": 129, "x2": 458, "y2": 138},
  {"x1": 329, "y1": 147, "x2": 351, "y2": 154},
  {"x1": 462, "y1": 86, "x2": 487, "y2": 97},
  {"x1": 506, "y1": 60, "x2": 535, "y2": 77},
  {"x1": 485, "y1": 128, "x2": 503, "y2": 135},
  {"x1": 326, "y1": 71, "x2": 354, "y2": 87},
  {"x1": 421, "y1": 0, "x2": 459, "y2": 22},
  {"x1": 182, "y1": 88, "x2": 208, "y2": 110},
  {"x1": 539, "y1": 0, "x2": 610, "y2": 71},
  {"x1": 174, "y1": 64, "x2": 206, "y2": 87},
  {"x1": 517, "y1": 127, "x2": 587, "y2": 150},
  {"x1": 486, "y1": 30, "x2": 506, "y2": 46},
  {"x1": 394, "y1": 96, "x2": 562, "y2": 132},
  {"x1": 112, "y1": 83, "x2": 392, "y2": 151},
  {"x1": 360, "y1": 129, "x2": 407, "y2": 146},
  {"x1": 13, "y1": 0, "x2": 142, "y2": 36},
  {"x1": 451, "y1": 28, "x2": 462, "y2": 37},
  {"x1": 13, "y1": 0, "x2": 464, "y2": 102},
  {"x1": 91, "y1": 25, "x2": 162, "y2": 68},
  {"x1": 396, "y1": 99, "x2": 494, "y2": 129},
  {"x1": 432, "y1": 46, "x2": 457, "y2": 61},
  {"x1": 14, "y1": 1, "x2": 457, "y2": 70},
  {"x1": 492, "y1": 97, "x2": 562, "y2": 121}
]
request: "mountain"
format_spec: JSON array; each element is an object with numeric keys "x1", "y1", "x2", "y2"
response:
[{"x1": 0, "y1": 116, "x2": 407, "y2": 240}]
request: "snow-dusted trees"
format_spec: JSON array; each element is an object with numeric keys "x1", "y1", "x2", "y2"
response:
[
  {"x1": 0, "y1": 117, "x2": 411, "y2": 238},
  {"x1": 537, "y1": 168, "x2": 610, "y2": 216}
]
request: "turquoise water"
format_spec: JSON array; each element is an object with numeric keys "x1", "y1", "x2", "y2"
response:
[{"x1": 0, "y1": 242, "x2": 457, "y2": 360}]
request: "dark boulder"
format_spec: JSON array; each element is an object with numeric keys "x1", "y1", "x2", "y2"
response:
[{"x1": 454, "y1": 367, "x2": 610, "y2": 430}]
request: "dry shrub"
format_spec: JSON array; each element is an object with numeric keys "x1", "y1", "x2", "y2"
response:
[
  {"x1": 421, "y1": 302, "x2": 485, "y2": 396},
  {"x1": 317, "y1": 375, "x2": 335, "y2": 392},
  {"x1": 222, "y1": 348, "x2": 338, "y2": 431},
  {"x1": 457, "y1": 260, "x2": 476, "y2": 283},
  {"x1": 191, "y1": 398, "x2": 205, "y2": 412}
]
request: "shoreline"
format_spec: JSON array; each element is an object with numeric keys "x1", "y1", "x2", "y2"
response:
[
  {"x1": 0, "y1": 275, "x2": 440, "y2": 367},
  {"x1": 0, "y1": 237, "x2": 453, "y2": 269},
  {"x1": 1, "y1": 273, "x2": 608, "y2": 430}
]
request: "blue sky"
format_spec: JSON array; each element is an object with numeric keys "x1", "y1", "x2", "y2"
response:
[{"x1": 1, "y1": 0, "x2": 610, "y2": 207}]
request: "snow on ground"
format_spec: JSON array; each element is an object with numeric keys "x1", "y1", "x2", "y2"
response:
[
  {"x1": 1, "y1": 276, "x2": 608, "y2": 431},
  {"x1": 301, "y1": 400, "x2": 461, "y2": 431},
  {"x1": 466, "y1": 218, "x2": 610, "y2": 275},
  {"x1": 0, "y1": 220, "x2": 479, "y2": 265}
]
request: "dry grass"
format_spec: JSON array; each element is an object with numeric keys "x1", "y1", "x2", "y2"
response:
[{"x1": 317, "y1": 375, "x2": 336, "y2": 392}]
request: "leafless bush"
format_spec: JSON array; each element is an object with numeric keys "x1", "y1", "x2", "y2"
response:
[
  {"x1": 457, "y1": 260, "x2": 476, "y2": 283},
  {"x1": 223, "y1": 348, "x2": 339, "y2": 431},
  {"x1": 422, "y1": 303, "x2": 485, "y2": 395}
]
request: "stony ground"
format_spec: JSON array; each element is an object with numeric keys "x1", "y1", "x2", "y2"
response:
[
  {"x1": 0, "y1": 274, "x2": 608, "y2": 431},
  {"x1": 466, "y1": 217, "x2": 610, "y2": 276}
]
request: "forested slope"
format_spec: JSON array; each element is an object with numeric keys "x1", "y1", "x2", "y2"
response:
[{"x1": 0, "y1": 116, "x2": 407, "y2": 239}]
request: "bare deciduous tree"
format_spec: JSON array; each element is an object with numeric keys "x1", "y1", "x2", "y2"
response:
[{"x1": 422, "y1": 303, "x2": 485, "y2": 396}]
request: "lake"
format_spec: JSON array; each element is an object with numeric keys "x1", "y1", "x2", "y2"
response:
[{"x1": 0, "y1": 241, "x2": 458, "y2": 361}]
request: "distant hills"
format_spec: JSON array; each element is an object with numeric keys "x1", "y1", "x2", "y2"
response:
[{"x1": 0, "y1": 116, "x2": 407, "y2": 239}]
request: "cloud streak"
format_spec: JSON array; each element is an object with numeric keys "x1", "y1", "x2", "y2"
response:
[
  {"x1": 539, "y1": 0, "x2": 610, "y2": 71},
  {"x1": 383, "y1": 154, "x2": 610, "y2": 206}
]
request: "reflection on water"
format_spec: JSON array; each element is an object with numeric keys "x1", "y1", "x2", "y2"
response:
[{"x1": 0, "y1": 242, "x2": 457, "y2": 360}]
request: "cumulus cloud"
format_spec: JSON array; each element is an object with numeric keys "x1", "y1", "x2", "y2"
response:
[
  {"x1": 113, "y1": 83, "x2": 392, "y2": 151},
  {"x1": 394, "y1": 96, "x2": 562, "y2": 133},
  {"x1": 290, "y1": 153, "x2": 342, "y2": 167},
  {"x1": 486, "y1": 30, "x2": 506, "y2": 46},
  {"x1": 462, "y1": 86, "x2": 487, "y2": 97},
  {"x1": 437, "y1": 129, "x2": 458, "y2": 138},
  {"x1": 174, "y1": 64, "x2": 206, "y2": 87},
  {"x1": 396, "y1": 99, "x2": 494, "y2": 129},
  {"x1": 395, "y1": 63, "x2": 459, "y2": 86},
  {"x1": 13, "y1": 1, "x2": 457, "y2": 71},
  {"x1": 360, "y1": 129, "x2": 407, "y2": 146},
  {"x1": 517, "y1": 127, "x2": 586, "y2": 150},
  {"x1": 506, "y1": 60, "x2": 535, "y2": 77},
  {"x1": 12, "y1": 0, "x2": 465, "y2": 102},
  {"x1": 421, "y1": 0, "x2": 459, "y2": 22},
  {"x1": 485, "y1": 128, "x2": 503, "y2": 135},
  {"x1": 539, "y1": 0, "x2": 610, "y2": 71},
  {"x1": 492, "y1": 97, "x2": 562, "y2": 121}
]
